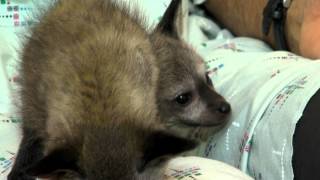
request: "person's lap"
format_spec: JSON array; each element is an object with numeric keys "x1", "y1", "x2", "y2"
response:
[{"x1": 293, "y1": 88, "x2": 320, "y2": 180}]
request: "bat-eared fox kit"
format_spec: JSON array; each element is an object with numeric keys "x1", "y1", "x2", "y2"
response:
[{"x1": 8, "y1": 0, "x2": 230, "y2": 179}]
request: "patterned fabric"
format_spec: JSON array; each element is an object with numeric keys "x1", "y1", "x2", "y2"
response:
[
  {"x1": 0, "y1": 1, "x2": 29, "y2": 176},
  {"x1": 188, "y1": 15, "x2": 320, "y2": 179},
  {"x1": 165, "y1": 156, "x2": 252, "y2": 180}
]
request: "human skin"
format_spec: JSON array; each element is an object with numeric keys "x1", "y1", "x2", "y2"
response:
[
  {"x1": 300, "y1": 0, "x2": 320, "y2": 59},
  {"x1": 205, "y1": 0, "x2": 320, "y2": 59}
]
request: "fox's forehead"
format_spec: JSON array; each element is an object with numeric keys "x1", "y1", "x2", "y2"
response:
[
  {"x1": 179, "y1": 41, "x2": 206, "y2": 76},
  {"x1": 186, "y1": 51, "x2": 206, "y2": 79}
]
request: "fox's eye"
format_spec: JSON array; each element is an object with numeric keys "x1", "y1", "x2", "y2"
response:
[
  {"x1": 205, "y1": 73, "x2": 213, "y2": 87},
  {"x1": 175, "y1": 92, "x2": 192, "y2": 105}
]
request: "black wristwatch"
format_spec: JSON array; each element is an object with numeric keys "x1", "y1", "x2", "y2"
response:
[{"x1": 262, "y1": 0, "x2": 292, "y2": 50}]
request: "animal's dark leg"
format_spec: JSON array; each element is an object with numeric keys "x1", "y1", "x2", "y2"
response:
[{"x1": 7, "y1": 131, "x2": 43, "y2": 180}]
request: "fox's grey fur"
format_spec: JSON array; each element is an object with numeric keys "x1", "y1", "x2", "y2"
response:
[
  {"x1": 8, "y1": 0, "x2": 197, "y2": 179},
  {"x1": 151, "y1": 0, "x2": 231, "y2": 141}
]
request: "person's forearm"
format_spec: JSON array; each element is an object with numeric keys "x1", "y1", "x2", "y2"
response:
[
  {"x1": 204, "y1": 0, "x2": 304, "y2": 55},
  {"x1": 204, "y1": 0, "x2": 268, "y2": 40},
  {"x1": 300, "y1": 0, "x2": 320, "y2": 59}
]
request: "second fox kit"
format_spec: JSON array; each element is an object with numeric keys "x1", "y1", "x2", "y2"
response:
[{"x1": 8, "y1": 0, "x2": 197, "y2": 179}]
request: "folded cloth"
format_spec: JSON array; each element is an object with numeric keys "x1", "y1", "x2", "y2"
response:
[{"x1": 165, "y1": 156, "x2": 253, "y2": 180}]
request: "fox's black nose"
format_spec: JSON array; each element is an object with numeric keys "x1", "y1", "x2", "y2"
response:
[{"x1": 217, "y1": 102, "x2": 231, "y2": 114}]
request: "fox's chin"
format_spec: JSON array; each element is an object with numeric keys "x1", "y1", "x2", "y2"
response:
[
  {"x1": 178, "y1": 115, "x2": 229, "y2": 127},
  {"x1": 192, "y1": 122, "x2": 231, "y2": 141},
  {"x1": 163, "y1": 117, "x2": 229, "y2": 141}
]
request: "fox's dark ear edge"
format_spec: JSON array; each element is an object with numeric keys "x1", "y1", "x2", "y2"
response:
[
  {"x1": 24, "y1": 147, "x2": 81, "y2": 178},
  {"x1": 137, "y1": 131, "x2": 198, "y2": 172},
  {"x1": 154, "y1": 0, "x2": 181, "y2": 38}
]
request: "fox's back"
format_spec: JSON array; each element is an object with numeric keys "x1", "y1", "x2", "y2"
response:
[{"x1": 20, "y1": 0, "x2": 158, "y2": 138}]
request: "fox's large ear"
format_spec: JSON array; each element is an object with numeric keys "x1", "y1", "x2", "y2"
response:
[
  {"x1": 25, "y1": 148, "x2": 81, "y2": 178},
  {"x1": 154, "y1": 0, "x2": 182, "y2": 38},
  {"x1": 138, "y1": 131, "x2": 197, "y2": 172}
]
